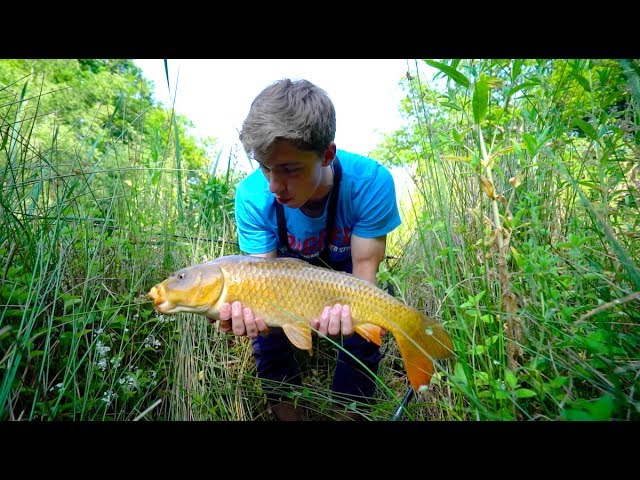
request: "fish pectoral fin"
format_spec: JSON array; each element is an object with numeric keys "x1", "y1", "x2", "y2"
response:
[
  {"x1": 354, "y1": 323, "x2": 383, "y2": 346},
  {"x1": 282, "y1": 322, "x2": 313, "y2": 352}
]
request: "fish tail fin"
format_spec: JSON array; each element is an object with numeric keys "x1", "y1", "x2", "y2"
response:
[{"x1": 394, "y1": 313, "x2": 454, "y2": 391}]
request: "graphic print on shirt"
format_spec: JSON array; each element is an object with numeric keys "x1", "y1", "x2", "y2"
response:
[{"x1": 286, "y1": 226, "x2": 353, "y2": 259}]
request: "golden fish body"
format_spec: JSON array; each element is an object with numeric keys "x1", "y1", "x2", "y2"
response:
[{"x1": 148, "y1": 255, "x2": 453, "y2": 390}]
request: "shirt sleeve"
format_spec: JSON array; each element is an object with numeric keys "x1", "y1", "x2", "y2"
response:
[
  {"x1": 351, "y1": 163, "x2": 402, "y2": 238},
  {"x1": 235, "y1": 190, "x2": 278, "y2": 254}
]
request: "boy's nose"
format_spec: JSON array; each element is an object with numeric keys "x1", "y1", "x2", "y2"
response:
[{"x1": 268, "y1": 174, "x2": 285, "y2": 195}]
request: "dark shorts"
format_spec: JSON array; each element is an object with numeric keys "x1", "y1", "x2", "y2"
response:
[{"x1": 251, "y1": 327, "x2": 383, "y2": 404}]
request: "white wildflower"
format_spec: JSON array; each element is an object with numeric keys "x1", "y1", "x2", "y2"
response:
[
  {"x1": 144, "y1": 335, "x2": 162, "y2": 349},
  {"x1": 119, "y1": 373, "x2": 139, "y2": 391},
  {"x1": 95, "y1": 340, "x2": 111, "y2": 371},
  {"x1": 101, "y1": 389, "x2": 115, "y2": 405},
  {"x1": 157, "y1": 314, "x2": 174, "y2": 324},
  {"x1": 96, "y1": 340, "x2": 110, "y2": 356}
]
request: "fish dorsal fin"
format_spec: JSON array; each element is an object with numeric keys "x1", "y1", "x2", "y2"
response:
[
  {"x1": 206, "y1": 255, "x2": 266, "y2": 265},
  {"x1": 354, "y1": 323, "x2": 383, "y2": 346},
  {"x1": 282, "y1": 322, "x2": 313, "y2": 352}
]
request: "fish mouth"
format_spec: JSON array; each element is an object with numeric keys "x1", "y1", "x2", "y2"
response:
[
  {"x1": 148, "y1": 284, "x2": 174, "y2": 313},
  {"x1": 148, "y1": 285, "x2": 162, "y2": 303}
]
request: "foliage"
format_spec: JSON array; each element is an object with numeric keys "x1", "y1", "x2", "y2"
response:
[
  {"x1": 0, "y1": 59, "x2": 238, "y2": 420},
  {"x1": 2, "y1": 58, "x2": 638, "y2": 421},
  {"x1": 375, "y1": 59, "x2": 640, "y2": 420}
]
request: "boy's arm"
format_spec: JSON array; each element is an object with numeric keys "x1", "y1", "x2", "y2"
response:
[{"x1": 351, "y1": 234, "x2": 387, "y2": 285}]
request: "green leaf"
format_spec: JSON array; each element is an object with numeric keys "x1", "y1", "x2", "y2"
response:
[
  {"x1": 472, "y1": 73, "x2": 488, "y2": 124},
  {"x1": 562, "y1": 408, "x2": 593, "y2": 421},
  {"x1": 485, "y1": 76, "x2": 503, "y2": 89},
  {"x1": 64, "y1": 297, "x2": 82, "y2": 311},
  {"x1": 480, "y1": 314, "x2": 494, "y2": 324},
  {"x1": 473, "y1": 290, "x2": 486, "y2": 303},
  {"x1": 472, "y1": 345, "x2": 485, "y2": 355},
  {"x1": 587, "y1": 395, "x2": 614, "y2": 420},
  {"x1": 441, "y1": 101, "x2": 462, "y2": 111},
  {"x1": 512, "y1": 59, "x2": 523, "y2": 78},
  {"x1": 474, "y1": 371, "x2": 490, "y2": 386},
  {"x1": 570, "y1": 72, "x2": 591, "y2": 92},
  {"x1": 522, "y1": 133, "x2": 538, "y2": 156},
  {"x1": 515, "y1": 388, "x2": 537, "y2": 399},
  {"x1": 494, "y1": 390, "x2": 510, "y2": 400},
  {"x1": 1, "y1": 128, "x2": 8, "y2": 150},
  {"x1": 507, "y1": 80, "x2": 540, "y2": 99},
  {"x1": 510, "y1": 138, "x2": 524, "y2": 158},
  {"x1": 505, "y1": 370, "x2": 518, "y2": 389},
  {"x1": 572, "y1": 119, "x2": 598, "y2": 141},
  {"x1": 582, "y1": 273, "x2": 601, "y2": 280},
  {"x1": 576, "y1": 180, "x2": 603, "y2": 191},
  {"x1": 453, "y1": 362, "x2": 468, "y2": 385},
  {"x1": 424, "y1": 60, "x2": 470, "y2": 88}
]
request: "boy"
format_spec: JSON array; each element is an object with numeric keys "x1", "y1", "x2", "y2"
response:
[{"x1": 219, "y1": 78, "x2": 401, "y2": 420}]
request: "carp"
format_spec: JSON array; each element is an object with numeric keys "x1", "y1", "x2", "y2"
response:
[{"x1": 148, "y1": 255, "x2": 453, "y2": 390}]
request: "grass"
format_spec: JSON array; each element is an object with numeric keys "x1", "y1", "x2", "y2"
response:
[
  {"x1": 375, "y1": 59, "x2": 640, "y2": 420},
  {"x1": 1, "y1": 59, "x2": 639, "y2": 421}
]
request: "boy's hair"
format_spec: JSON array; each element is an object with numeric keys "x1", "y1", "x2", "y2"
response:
[{"x1": 239, "y1": 79, "x2": 336, "y2": 162}]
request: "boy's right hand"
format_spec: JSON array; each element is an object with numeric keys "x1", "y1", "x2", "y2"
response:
[{"x1": 214, "y1": 301, "x2": 270, "y2": 339}]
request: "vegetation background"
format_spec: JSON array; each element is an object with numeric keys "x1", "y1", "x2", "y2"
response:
[{"x1": 1, "y1": 59, "x2": 638, "y2": 421}]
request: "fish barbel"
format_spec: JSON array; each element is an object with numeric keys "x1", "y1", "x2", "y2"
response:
[{"x1": 148, "y1": 255, "x2": 453, "y2": 390}]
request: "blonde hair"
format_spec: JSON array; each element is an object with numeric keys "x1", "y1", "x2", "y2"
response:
[{"x1": 240, "y1": 78, "x2": 336, "y2": 162}]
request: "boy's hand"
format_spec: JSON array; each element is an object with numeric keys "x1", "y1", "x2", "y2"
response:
[
  {"x1": 212, "y1": 301, "x2": 270, "y2": 339},
  {"x1": 311, "y1": 304, "x2": 353, "y2": 337}
]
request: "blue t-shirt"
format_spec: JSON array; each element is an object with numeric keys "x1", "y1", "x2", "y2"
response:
[{"x1": 235, "y1": 149, "x2": 401, "y2": 268}]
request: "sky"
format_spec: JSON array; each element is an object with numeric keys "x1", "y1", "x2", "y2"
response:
[{"x1": 133, "y1": 59, "x2": 424, "y2": 173}]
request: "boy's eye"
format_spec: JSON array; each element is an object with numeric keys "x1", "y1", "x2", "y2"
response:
[{"x1": 259, "y1": 163, "x2": 302, "y2": 175}]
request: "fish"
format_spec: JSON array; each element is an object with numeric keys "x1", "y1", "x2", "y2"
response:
[{"x1": 147, "y1": 255, "x2": 454, "y2": 391}]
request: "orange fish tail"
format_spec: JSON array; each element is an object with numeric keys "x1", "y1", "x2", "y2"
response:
[{"x1": 393, "y1": 312, "x2": 454, "y2": 391}]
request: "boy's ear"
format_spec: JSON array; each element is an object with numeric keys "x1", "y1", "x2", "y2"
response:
[{"x1": 322, "y1": 142, "x2": 337, "y2": 167}]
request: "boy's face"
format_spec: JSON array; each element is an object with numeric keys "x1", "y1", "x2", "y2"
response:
[{"x1": 258, "y1": 141, "x2": 336, "y2": 209}]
